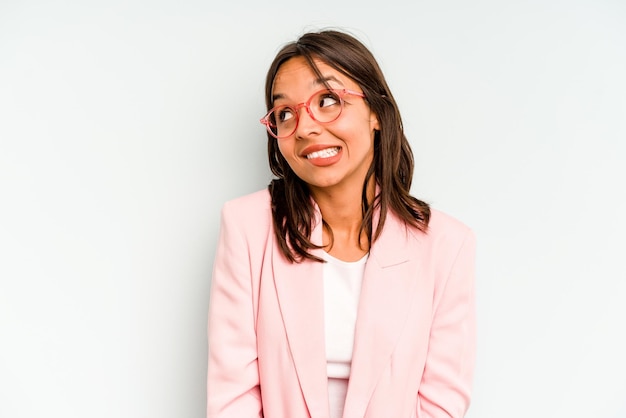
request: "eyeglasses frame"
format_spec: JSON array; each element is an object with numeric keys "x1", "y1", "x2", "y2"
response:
[{"x1": 260, "y1": 88, "x2": 366, "y2": 139}]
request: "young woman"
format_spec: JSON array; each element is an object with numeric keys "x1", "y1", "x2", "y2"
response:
[{"x1": 207, "y1": 29, "x2": 476, "y2": 418}]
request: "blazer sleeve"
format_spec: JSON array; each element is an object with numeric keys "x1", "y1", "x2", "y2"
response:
[
  {"x1": 207, "y1": 204, "x2": 263, "y2": 418},
  {"x1": 417, "y1": 228, "x2": 477, "y2": 417}
]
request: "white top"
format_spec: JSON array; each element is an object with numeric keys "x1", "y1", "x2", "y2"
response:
[{"x1": 322, "y1": 251, "x2": 367, "y2": 418}]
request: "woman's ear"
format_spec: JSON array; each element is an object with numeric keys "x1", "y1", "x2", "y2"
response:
[{"x1": 370, "y1": 112, "x2": 380, "y2": 131}]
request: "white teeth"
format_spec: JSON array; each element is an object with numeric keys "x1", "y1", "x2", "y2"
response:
[{"x1": 306, "y1": 147, "x2": 340, "y2": 159}]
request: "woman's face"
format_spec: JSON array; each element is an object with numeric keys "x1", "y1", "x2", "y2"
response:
[{"x1": 272, "y1": 56, "x2": 379, "y2": 196}]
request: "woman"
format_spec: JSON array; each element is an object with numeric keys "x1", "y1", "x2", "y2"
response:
[{"x1": 207, "y1": 29, "x2": 476, "y2": 418}]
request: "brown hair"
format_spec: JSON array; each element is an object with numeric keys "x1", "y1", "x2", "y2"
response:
[{"x1": 265, "y1": 29, "x2": 430, "y2": 262}]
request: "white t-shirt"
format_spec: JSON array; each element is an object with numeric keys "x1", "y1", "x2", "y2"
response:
[{"x1": 322, "y1": 251, "x2": 367, "y2": 418}]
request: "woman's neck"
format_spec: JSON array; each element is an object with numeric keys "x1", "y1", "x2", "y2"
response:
[{"x1": 310, "y1": 178, "x2": 376, "y2": 261}]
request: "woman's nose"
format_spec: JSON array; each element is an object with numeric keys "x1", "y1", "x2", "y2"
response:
[{"x1": 294, "y1": 106, "x2": 321, "y2": 139}]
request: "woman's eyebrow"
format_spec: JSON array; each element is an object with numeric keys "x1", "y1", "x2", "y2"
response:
[{"x1": 272, "y1": 93, "x2": 286, "y2": 102}]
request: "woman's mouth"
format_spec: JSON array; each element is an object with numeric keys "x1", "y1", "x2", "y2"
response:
[{"x1": 305, "y1": 147, "x2": 340, "y2": 159}]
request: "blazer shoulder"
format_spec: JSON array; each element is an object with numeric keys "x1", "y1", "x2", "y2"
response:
[
  {"x1": 422, "y1": 208, "x2": 475, "y2": 248},
  {"x1": 219, "y1": 189, "x2": 272, "y2": 237}
]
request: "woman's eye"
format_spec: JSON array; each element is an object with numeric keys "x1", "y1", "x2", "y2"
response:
[
  {"x1": 277, "y1": 108, "x2": 294, "y2": 123},
  {"x1": 319, "y1": 94, "x2": 339, "y2": 108}
]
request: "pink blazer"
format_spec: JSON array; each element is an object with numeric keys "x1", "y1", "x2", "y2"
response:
[{"x1": 207, "y1": 189, "x2": 476, "y2": 418}]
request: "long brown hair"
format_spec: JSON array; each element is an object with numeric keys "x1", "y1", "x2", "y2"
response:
[{"x1": 265, "y1": 29, "x2": 430, "y2": 263}]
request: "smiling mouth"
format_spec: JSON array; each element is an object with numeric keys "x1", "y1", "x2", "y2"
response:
[{"x1": 305, "y1": 147, "x2": 340, "y2": 159}]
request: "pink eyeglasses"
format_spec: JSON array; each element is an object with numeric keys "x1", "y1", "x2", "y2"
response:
[{"x1": 260, "y1": 88, "x2": 366, "y2": 139}]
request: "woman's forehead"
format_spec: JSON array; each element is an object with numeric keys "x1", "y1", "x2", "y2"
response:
[{"x1": 272, "y1": 57, "x2": 353, "y2": 97}]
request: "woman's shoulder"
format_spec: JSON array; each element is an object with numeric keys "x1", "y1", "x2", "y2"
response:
[
  {"x1": 216, "y1": 189, "x2": 273, "y2": 242},
  {"x1": 429, "y1": 208, "x2": 472, "y2": 233},
  {"x1": 417, "y1": 207, "x2": 475, "y2": 246},
  {"x1": 400, "y1": 207, "x2": 475, "y2": 269},
  {"x1": 216, "y1": 188, "x2": 274, "y2": 248}
]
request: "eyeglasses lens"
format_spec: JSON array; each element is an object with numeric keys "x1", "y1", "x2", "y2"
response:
[{"x1": 268, "y1": 90, "x2": 343, "y2": 138}]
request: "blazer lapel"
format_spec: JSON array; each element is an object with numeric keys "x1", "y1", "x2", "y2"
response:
[
  {"x1": 343, "y1": 211, "x2": 424, "y2": 417},
  {"x1": 272, "y1": 210, "x2": 330, "y2": 418}
]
